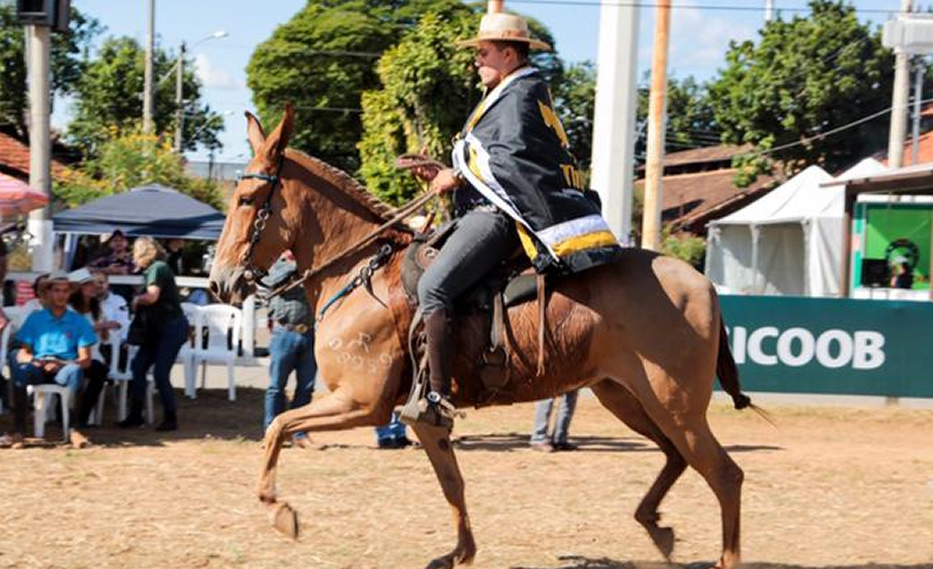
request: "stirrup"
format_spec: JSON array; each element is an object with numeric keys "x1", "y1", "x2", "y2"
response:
[{"x1": 398, "y1": 394, "x2": 460, "y2": 430}]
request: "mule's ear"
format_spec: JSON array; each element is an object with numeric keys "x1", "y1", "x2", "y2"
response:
[
  {"x1": 245, "y1": 111, "x2": 266, "y2": 156},
  {"x1": 261, "y1": 103, "x2": 294, "y2": 163}
]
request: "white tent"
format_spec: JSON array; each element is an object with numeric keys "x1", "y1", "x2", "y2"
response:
[{"x1": 706, "y1": 159, "x2": 887, "y2": 296}]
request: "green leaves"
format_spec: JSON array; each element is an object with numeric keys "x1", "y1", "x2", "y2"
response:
[
  {"x1": 708, "y1": 0, "x2": 895, "y2": 185},
  {"x1": 67, "y1": 37, "x2": 223, "y2": 157},
  {"x1": 55, "y1": 129, "x2": 223, "y2": 210}
]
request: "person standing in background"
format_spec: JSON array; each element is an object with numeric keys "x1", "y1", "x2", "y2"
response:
[
  {"x1": 530, "y1": 390, "x2": 579, "y2": 452},
  {"x1": 119, "y1": 237, "x2": 188, "y2": 432},
  {"x1": 262, "y1": 251, "x2": 317, "y2": 449}
]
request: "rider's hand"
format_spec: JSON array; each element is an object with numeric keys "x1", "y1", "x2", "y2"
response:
[
  {"x1": 411, "y1": 163, "x2": 441, "y2": 183},
  {"x1": 430, "y1": 168, "x2": 463, "y2": 195}
]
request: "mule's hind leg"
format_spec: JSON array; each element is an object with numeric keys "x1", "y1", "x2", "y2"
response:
[
  {"x1": 591, "y1": 379, "x2": 686, "y2": 560},
  {"x1": 259, "y1": 389, "x2": 385, "y2": 539},
  {"x1": 633, "y1": 384, "x2": 744, "y2": 569},
  {"x1": 409, "y1": 422, "x2": 477, "y2": 569}
]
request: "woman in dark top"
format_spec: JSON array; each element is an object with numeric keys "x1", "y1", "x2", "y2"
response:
[{"x1": 119, "y1": 237, "x2": 188, "y2": 431}]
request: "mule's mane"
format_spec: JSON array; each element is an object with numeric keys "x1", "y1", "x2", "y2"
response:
[{"x1": 285, "y1": 149, "x2": 394, "y2": 224}]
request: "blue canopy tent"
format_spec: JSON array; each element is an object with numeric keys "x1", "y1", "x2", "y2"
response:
[
  {"x1": 53, "y1": 184, "x2": 226, "y2": 270},
  {"x1": 53, "y1": 183, "x2": 225, "y2": 239}
]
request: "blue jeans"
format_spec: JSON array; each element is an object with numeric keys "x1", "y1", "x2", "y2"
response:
[
  {"x1": 10, "y1": 358, "x2": 84, "y2": 402},
  {"x1": 375, "y1": 412, "x2": 407, "y2": 443},
  {"x1": 417, "y1": 207, "x2": 518, "y2": 315},
  {"x1": 131, "y1": 315, "x2": 188, "y2": 414},
  {"x1": 265, "y1": 327, "x2": 317, "y2": 431},
  {"x1": 531, "y1": 390, "x2": 579, "y2": 445}
]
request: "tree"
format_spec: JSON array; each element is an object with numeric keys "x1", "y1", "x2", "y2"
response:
[
  {"x1": 552, "y1": 62, "x2": 596, "y2": 170},
  {"x1": 708, "y1": 0, "x2": 896, "y2": 184},
  {"x1": 67, "y1": 36, "x2": 223, "y2": 156},
  {"x1": 357, "y1": 5, "x2": 561, "y2": 204},
  {"x1": 55, "y1": 128, "x2": 223, "y2": 210},
  {"x1": 247, "y1": 0, "x2": 447, "y2": 173},
  {"x1": 636, "y1": 74, "x2": 720, "y2": 159},
  {"x1": 0, "y1": 5, "x2": 101, "y2": 135}
]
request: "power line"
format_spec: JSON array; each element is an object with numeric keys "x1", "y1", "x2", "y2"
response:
[{"x1": 506, "y1": 0, "x2": 913, "y2": 15}]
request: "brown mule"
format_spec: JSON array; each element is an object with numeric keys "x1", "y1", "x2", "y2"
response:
[{"x1": 209, "y1": 105, "x2": 752, "y2": 569}]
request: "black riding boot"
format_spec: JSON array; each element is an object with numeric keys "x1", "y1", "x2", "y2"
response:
[
  {"x1": 424, "y1": 309, "x2": 453, "y2": 400},
  {"x1": 118, "y1": 399, "x2": 145, "y2": 428}
]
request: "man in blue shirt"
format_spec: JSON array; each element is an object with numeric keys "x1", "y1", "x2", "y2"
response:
[{"x1": 9, "y1": 272, "x2": 97, "y2": 448}]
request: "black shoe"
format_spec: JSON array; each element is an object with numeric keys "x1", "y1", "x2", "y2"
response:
[
  {"x1": 378, "y1": 437, "x2": 412, "y2": 449},
  {"x1": 553, "y1": 441, "x2": 578, "y2": 452},
  {"x1": 118, "y1": 413, "x2": 145, "y2": 428},
  {"x1": 155, "y1": 413, "x2": 177, "y2": 432}
]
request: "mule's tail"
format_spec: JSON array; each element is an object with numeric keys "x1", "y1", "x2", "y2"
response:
[{"x1": 717, "y1": 316, "x2": 775, "y2": 424}]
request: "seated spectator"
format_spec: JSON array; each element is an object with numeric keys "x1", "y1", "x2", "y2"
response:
[
  {"x1": 90, "y1": 230, "x2": 135, "y2": 303},
  {"x1": 165, "y1": 238, "x2": 188, "y2": 275},
  {"x1": 68, "y1": 268, "x2": 114, "y2": 427},
  {"x1": 20, "y1": 273, "x2": 50, "y2": 317},
  {"x1": 7, "y1": 272, "x2": 97, "y2": 448},
  {"x1": 94, "y1": 270, "x2": 130, "y2": 345}
]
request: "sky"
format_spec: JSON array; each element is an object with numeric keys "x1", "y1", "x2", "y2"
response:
[{"x1": 55, "y1": 0, "x2": 925, "y2": 164}]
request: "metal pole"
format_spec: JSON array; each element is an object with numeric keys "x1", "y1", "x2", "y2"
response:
[
  {"x1": 641, "y1": 0, "x2": 671, "y2": 251},
  {"x1": 591, "y1": 0, "x2": 640, "y2": 244},
  {"x1": 911, "y1": 57, "x2": 923, "y2": 165},
  {"x1": 143, "y1": 0, "x2": 155, "y2": 133},
  {"x1": 174, "y1": 41, "x2": 185, "y2": 153},
  {"x1": 765, "y1": 0, "x2": 775, "y2": 22},
  {"x1": 488, "y1": 0, "x2": 503, "y2": 14},
  {"x1": 26, "y1": 25, "x2": 53, "y2": 272},
  {"x1": 888, "y1": 0, "x2": 913, "y2": 169}
]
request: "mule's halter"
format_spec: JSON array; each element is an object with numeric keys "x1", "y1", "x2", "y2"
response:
[{"x1": 237, "y1": 159, "x2": 285, "y2": 284}]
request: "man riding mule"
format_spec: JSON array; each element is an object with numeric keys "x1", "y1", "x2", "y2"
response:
[
  {"x1": 406, "y1": 12, "x2": 622, "y2": 427},
  {"x1": 208, "y1": 13, "x2": 755, "y2": 569}
]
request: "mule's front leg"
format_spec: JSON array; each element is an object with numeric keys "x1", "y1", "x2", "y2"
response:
[
  {"x1": 410, "y1": 422, "x2": 477, "y2": 568},
  {"x1": 259, "y1": 390, "x2": 384, "y2": 539}
]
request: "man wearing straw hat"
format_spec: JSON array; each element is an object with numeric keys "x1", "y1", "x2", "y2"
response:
[{"x1": 404, "y1": 12, "x2": 622, "y2": 428}]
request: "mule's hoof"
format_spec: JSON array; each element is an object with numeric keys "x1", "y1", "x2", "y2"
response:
[
  {"x1": 648, "y1": 526, "x2": 675, "y2": 560},
  {"x1": 269, "y1": 502, "x2": 300, "y2": 540},
  {"x1": 423, "y1": 556, "x2": 454, "y2": 569}
]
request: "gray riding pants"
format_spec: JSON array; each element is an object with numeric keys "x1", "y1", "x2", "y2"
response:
[{"x1": 417, "y1": 207, "x2": 519, "y2": 316}]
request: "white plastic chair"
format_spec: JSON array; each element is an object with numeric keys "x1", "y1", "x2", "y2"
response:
[
  {"x1": 179, "y1": 303, "x2": 201, "y2": 398},
  {"x1": 88, "y1": 334, "x2": 123, "y2": 426},
  {"x1": 0, "y1": 323, "x2": 11, "y2": 414},
  {"x1": 3, "y1": 306, "x2": 28, "y2": 331},
  {"x1": 110, "y1": 344, "x2": 160, "y2": 425},
  {"x1": 191, "y1": 304, "x2": 241, "y2": 401},
  {"x1": 27, "y1": 384, "x2": 71, "y2": 441}
]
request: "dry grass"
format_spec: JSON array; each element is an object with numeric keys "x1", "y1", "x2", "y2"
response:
[{"x1": 1, "y1": 389, "x2": 931, "y2": 569}]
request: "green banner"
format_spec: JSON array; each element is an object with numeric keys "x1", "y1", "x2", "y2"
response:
[{"x1": 720, "y1": 295, "x2": 933, "y2": 398}]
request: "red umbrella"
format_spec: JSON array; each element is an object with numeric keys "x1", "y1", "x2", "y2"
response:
[{"x1": 0, "y1": 172, "x2": 49, "y2": 216}]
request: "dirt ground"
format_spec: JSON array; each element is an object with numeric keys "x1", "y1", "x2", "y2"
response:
[{"x1": 0, "y1": 389, "x2": 931, "y2": 569}]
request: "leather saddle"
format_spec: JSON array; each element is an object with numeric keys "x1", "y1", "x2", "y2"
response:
[{"x1": 399, "y1": 221, "x2": 543, "y2": 399}]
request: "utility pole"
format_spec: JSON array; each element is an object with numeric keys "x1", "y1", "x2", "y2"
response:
[
  {"x1": 143, "y1": 0, "x2": 155, "y2": 133},
  {"x1": 26, "y1": 24, "x2": 53, "y2": 272},
  {"x1": 174, "y1": 41, "x2": 186, "y2": 153},
  {"x1": 888, "y1": 0, "x2": 913, "y2": 168},
  {"x1": 765, "y1": 0, "x2": 775, "y2": 22},
  {"x1": 641, "y1": 0, "x2": 671, "y2": 251},
  {"x1": 591, "y1": 0, "x2": 640, "y2": 244},
  {"x1": 911, "y1": 57, "x2": 924, "y2": 165},
  {"x1": 488, "y1": 0, "x2": 503, "y2": 14}
]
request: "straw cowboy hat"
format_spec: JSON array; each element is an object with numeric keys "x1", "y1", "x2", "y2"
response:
[
  {"x1": 39, "y1": 270, "x2": 74, "y2": 292},
  {"x1": 458, "y1": 12, "x2": 551, "y2": 51}
]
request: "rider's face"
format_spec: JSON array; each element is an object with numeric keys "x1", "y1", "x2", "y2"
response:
[{"x1": 474, "y1": 41, "x2": 517, "y2": 89}]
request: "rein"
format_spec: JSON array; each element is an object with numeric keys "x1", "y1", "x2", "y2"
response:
[{"x1": 264, "y1": 186, "x2": 441, "y2": 299}]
